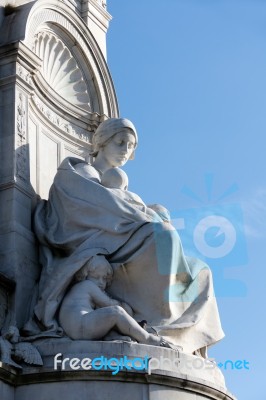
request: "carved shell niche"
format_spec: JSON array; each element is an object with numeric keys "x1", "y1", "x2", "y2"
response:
[{"x1": 34, "y1": 32, "x2": 91, "y2": 111}]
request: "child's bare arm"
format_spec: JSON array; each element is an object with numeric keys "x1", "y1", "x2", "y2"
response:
[
  {"x1": 86, "y1": 281, "x2": 120, "y2": 307},
  {"x1": 86, "y1": 281, "x2": 133, "y2": 315}
]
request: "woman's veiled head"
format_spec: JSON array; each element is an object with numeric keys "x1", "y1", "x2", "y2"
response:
[{"x1": 91, "y1": 118, "x2": 138, "y2": 160}]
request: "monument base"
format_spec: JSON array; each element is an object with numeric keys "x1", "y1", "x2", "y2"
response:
[{"x1": 0, "y1": 339, "x2": 236, "y2": 400}]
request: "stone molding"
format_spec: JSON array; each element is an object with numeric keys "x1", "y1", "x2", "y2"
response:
[
  {"x1": 31, "y1": 94, "x2": 94, "y2": 144},
  {"x1": 17, "y1": 64, "x2": 33, "y2": 86},
  {"x1": 94, "y1": 0, "x2": 107, "y2": 11},
  {"x1": 0, "y1": 369, "x2": 235, "y2": 400},
  {"x1": 81, "y1": 0, "x2": 111, "y2": 29}
]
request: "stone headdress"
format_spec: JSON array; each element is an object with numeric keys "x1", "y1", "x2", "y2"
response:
[{"x1": 91, "y1": 118, "x2": 138, "y2": 159}]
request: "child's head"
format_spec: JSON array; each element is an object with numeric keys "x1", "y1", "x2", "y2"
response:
[
  {"x1": 101, "y1": 168, "x2": 128, "y2": 190},
  {"x1": 75, "y1": 256, "x2": 113, "y2": 290},
  {"x1": 148, "y1": 204, "x2": 171, "y2": 222}
]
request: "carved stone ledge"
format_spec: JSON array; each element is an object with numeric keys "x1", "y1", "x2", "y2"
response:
[{"x1": 31, "y1": 94, "x2": 97, "y2": 144}]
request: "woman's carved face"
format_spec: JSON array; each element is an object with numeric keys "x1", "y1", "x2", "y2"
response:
[{"x1": 100, "y1": 129, "x2": 136, "y2": 168}]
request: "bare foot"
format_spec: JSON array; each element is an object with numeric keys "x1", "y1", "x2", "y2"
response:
[
  {"x1": 145, "y1": 334, "x2": 167, "y2": 347},
  {"x1": 145, "y1": 334, "x2": 182, "y2": 351}
]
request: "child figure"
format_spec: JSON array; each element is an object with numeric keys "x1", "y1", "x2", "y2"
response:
[
  {"x1": 100, "y1": 166, "x2": 129, "y2": 191},
  {"x1": 101, "y1": 167, "x2": 147, "y2": 212},
  {"x1": 59, "y1": 255, "x2": 171, "y2": 347},
  {"x1": 101, "y1": 168, "x2": 171, "y2": 222}
]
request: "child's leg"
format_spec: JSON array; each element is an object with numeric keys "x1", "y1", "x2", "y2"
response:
[{"x1": 80, "y1": 306, "x2": 166, "y2": 346}]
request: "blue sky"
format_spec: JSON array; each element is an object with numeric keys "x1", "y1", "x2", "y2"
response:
[{"x1": 107, "y1": 1, "x2": 266, "y2": 398}]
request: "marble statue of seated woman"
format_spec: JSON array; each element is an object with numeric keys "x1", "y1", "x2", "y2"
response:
[{"x1": 29, "y1": 117, "x2": 224, "y2": 354}]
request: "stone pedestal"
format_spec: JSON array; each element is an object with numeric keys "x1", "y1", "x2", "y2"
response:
[{"x1": 0, "y1": 340, "x2": 235, "y2": 400}]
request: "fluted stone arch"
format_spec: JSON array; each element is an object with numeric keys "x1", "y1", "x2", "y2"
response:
[
  {"x1": 33, "y1": 30, "x2": 92, "y2": 112},
  {"x1": 22, "y1": 0, "x2": 118, "y2": 119}
]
